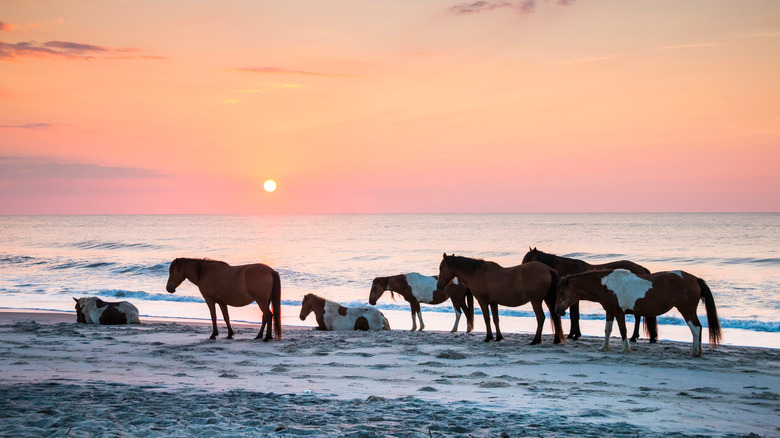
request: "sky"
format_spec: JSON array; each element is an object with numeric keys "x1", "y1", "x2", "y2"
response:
[{"x1": 1, "y1": 0, "x2": 778, "y2": 214}]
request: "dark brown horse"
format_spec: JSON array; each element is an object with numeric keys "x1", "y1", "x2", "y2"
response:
[
  {"x1": 166, "y1": 258, "x2": 282, "y2": 341},
  {"x1": 368, "y1": 273, "x2": 473, "y2": 332},
  {"x1": 523, "y1": 248, "x2": 657, "y2": 342},
  {"x1": 556, "y1": 269, "x2": 721, "y2": 356},
  {"x1": 436, "y1": 253, "x2": 565, "y2": 344}
]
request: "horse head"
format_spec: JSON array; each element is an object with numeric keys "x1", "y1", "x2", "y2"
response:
[
  {"x1": 166, "y1": 258, "x2": 188, "y2": 293},
  {"x1": 522, "y1": 247, "x2": 539, "y2": 264},
  {"x1": 436, "y1": 253, "x2": 457, "y2": 291},
  {"x1": 299, "y1": 294, "x2": 313, "y2": 321},
  {"x1": 368, "y1": 277, "x2": 389, "y2": 305},
  {"x1": 73, "y1": 297, "x2": 87, "y2": 323}
]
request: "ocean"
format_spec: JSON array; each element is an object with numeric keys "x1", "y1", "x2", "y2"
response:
[{"x1": 1, "y1": 214, "x2": 778, "y2": 348}]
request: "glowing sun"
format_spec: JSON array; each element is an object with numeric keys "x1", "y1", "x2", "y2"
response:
[{"x1": 263, "y1": 180, "x2": 277, "y2": 192}]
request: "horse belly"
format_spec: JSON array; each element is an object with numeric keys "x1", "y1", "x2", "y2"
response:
[{"x1": 405, "y1": 273, "x2": 437, "y2": 303}]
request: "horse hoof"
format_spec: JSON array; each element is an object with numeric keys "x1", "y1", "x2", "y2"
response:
[
  {"x1": 649, "y1": 339, "x2": 658, "y2": 344},
  {"x1": 629, "y1": 337, "x2": 637, "y2": 343},
  {"x1": 483, "y1": 338, "x2": 492, "y2": 342},
  {"x1": 529, "y1": 340, "x2": 541, "y2": 345},
  {"x1": 227, "y1": 335, "x2": 234, "y2": 340},
  {"x1": 553, "y1": 338, "x2": 562, "y2": 344},
  {"x1": 209, "y1": 335, "x2": 217, "y2": 340}
]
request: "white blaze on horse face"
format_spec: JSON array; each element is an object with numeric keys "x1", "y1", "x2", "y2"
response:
[
  {"x1": 601, "y1": 270, "x2": 653, "y2": 311},
  {"x1": 404, "y1": 273, "x2": 437, "y2": 303}
]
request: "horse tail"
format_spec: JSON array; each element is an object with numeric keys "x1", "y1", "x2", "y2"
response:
[
  {"x1": 544, "y1": 268, "x2": 565, "y2": 343},
  {"x1": 698, "y1": 278, "x2": 721, "y2": 347},
  {"x1": 271, "y1": 270, "x2": 282, "y2": 340}
]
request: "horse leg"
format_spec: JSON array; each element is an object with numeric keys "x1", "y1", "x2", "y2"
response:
[
  {"x1": 685, "y1": 314, "x2": 703, "y2": 357},
  {"x1": 450, "y1": 301, "x2": 461, "y2": 333},
  {"x1": 616, "y1": 313, "x2": 630, "y2": 353},
  {"x1": 490, "y1": 303, "x2": 503, "y2": 342},
  {"x1": 531, "y1": 301, "x2": 545, "y2": 345},
  {"x1": 647, "y1": 316, "x2": 659, "y2": 343},
  {"x1": 255, "y1": 301, "x2": 272, "y2": 341},
  {"x1": 409, "y1": 302, "x2": 418, "y2": 332},
  {"x1": 206, "y1": 300, "x2": 219, "y2": 340},
  {"x1": 568, "y1": 300, "x2": 582, "y2": 340},
  {"x1": 600, "y1": 313, "x2": 614, "y2": 352},
  {"x1": 630, "y1": 315, "x2": 641, "y2": 342},
  {"x1": 218, "y1": 303, "x2": 234, "y2": 339},
  {"x1": 478, "y1": 299, "x2": 493, "y2": 342},
  {"x1": 416, "y1": 305, "x2": 425, "y2": 332}
]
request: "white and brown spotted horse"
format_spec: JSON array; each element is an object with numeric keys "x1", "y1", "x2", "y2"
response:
[
  {"x1": 556, "y1": 269, "x2": 722, "y2": 356},
  {"x1": 73, "y1": 297, "x2": 141, "y2": 325},
  {"x1": 300, "y1": 293, "x2": 390, "y2": 331},
  {"x1": 368, "y1": 273, "x2": 473, "y2": 332}
]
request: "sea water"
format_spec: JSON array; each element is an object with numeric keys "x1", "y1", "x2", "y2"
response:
[{"x1": 1, "y1": 214, "x2": 777, "y2": 348}]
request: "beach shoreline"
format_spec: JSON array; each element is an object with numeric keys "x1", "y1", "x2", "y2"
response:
[{"x1": 0, "y1": 310, "x2": 778, "y2": 436}]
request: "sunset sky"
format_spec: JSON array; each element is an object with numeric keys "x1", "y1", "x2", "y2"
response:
[{"x1": 1, "y1": 1, "x2": 778, "y2": 214}]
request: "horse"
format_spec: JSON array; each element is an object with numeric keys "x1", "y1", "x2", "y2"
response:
[
  {"x1": 300, "y1": 293, "x2": 391, "y2": 331},
  {"x1": 166, "y1": 258, "x2": 282, "y2": 341},
  {"x1": 436, "y1": 253, "x2": 565, "y2": 344},
  {"x1": 555, "y1": 269, "x2": 722, "y2": 357},
  {"x1": 368, "y1": 273, "x2": 474, "y2": 332},
  {"x1": 522, "y1": 247, "x2": 657, "y2": 343},
  {"x1": 73, "y1": 297, "x2": 141, "y2": 325}
]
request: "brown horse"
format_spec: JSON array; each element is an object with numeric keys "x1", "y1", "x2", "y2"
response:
[
  {"x1": 166, "y1": 258, "x2": 282, "y2": 341},
  {"x1": 368, "y1": 273, "x2": 474, "y2": 332},
  {"x1": 436, "y1": 253, "x2": 565, "y2": 344},
  {"x1": 300, "y1": 293, "x2": 391, "y2": 331},
  {"x1": 523, "y1": 247, "x2": 657, "y2": 342},
  {"x1": 556, "y1": 269, "x2": 722, "y2": 356}
]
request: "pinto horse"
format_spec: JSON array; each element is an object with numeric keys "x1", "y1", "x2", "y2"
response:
[
  {"x1": 368, "y1": 273, "x2": 474, "y2": 332},
  {"x1": 523, "y1": 247, "x2": 657, "y2": 343},
  {"x1": 300, "y1": 293, "x2": 390, "y2": 331},
  {"x1": 436, "y1": 253, "x2": 565, "y2": 344},
  {"x1": 556, "y1": 269, "x2": 722, "y2": 357},
  {"x1": 166, "y1": 258, "x2": 282, "y2": 341}
]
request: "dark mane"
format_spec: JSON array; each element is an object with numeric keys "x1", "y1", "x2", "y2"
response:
[
  {"x1": 532, "y1": 249, "x2": 577, "y2": 265},
  {"x1": 444, "y1": 255, "x2": 486, "y2": 274},
  {"x1": 176, "y1": 257, "x2": 229, "y2": 267}
]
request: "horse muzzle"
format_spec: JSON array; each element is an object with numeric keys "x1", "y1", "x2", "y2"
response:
[
  {"x1": 435, "y1": 281, "x2": 446, "y2": 291},
  {"x1": 166, "y1": 286, "x2": 176, "y2": 293},
  {"x1": 556, "y1": 306, "x2": 567, "y2": 317}
]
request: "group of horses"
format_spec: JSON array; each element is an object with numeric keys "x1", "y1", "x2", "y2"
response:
[{"x1": 165, "y1": 248, "x2": 722, "y2": 357}]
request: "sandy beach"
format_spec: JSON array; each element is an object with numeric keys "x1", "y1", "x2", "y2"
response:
[{"x1": 0, "y1": 310, "x2": 777, "y2": 437}]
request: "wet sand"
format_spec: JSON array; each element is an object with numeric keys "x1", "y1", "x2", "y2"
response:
[{"x1": 0, "y1": 311, "x2": 777, "y2": 437}]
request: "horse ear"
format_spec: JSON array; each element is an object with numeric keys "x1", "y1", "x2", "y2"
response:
[
  {"x1": 73, "y1": 297, "x2": 78, "y2": 302},
  {"x1": 442, "y1": 252, "x2": 447, "y2": 258}
]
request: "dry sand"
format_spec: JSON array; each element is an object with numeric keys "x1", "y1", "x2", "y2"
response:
[{"x1": 0, "y1": 310, "x2": 777, "y2": 437}]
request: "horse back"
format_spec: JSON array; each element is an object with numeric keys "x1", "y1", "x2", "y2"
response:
[
  {"x1": 200, "y1": 263, "x2": 276, "y2": 306},
  {"x1": 597, "y1": 260, "x2": 649, "y2": 275}
]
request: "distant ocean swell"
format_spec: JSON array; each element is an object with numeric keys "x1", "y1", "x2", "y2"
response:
[{"x1": 89, "y1": 289, "x2": 780, "y2": 334}]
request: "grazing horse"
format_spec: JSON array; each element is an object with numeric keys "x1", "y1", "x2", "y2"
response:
[
  {"x1": 523, "y1": 247, "x2": 657, "y2": 343},
  {"x1": 368, "y1": 273, "x2": 474, "y2": 332},
  {"x1": 436, "y1": 253, "x2": 565, "y2": 344},
  {"x1": 300, "y1": 293, "x2": 391, "y2": 331},
  {"x1": 166, "y1": 258, "x2": 282, "y2": 341},
  {"x1": 556, "y1": 269, "x2": 722, "y2": 357},
  {"x1": 73, "y1": 297, "x2": 141, "y2": 325}
]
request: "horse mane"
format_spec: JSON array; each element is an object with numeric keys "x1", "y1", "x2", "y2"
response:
[
  {"x1": 177, "y1": 257, "x2": 229, "y2": 266},
  {"x1": 304, "y1": 293, "x2": 326, "y2": 306},
  {"x1": 444, "y1": 255, "x2": 486, "y2": 275},
  {"x1": 532, "y1": 249, "x2": 577, "y2": 265}
]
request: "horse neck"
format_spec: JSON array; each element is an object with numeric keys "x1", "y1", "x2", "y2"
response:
[
  {"x1": 180, "y1": 258, "x2": 203, "y2": 286},
  {"x1": 568, "y1": 273, "x2": 605, "y2": 300}
]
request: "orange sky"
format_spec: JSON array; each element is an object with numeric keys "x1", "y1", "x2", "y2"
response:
[{"x1": 1, "y1": 0, "x2": 778, "y2": 214}]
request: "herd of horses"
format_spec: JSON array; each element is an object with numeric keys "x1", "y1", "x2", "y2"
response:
[{"x1": 164, "y1": 248, "x2": 723, "y2": 357}]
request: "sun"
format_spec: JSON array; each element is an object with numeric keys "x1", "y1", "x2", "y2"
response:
[{"x1": 263, "y1": 179, "x2": 277, "y2": 192}]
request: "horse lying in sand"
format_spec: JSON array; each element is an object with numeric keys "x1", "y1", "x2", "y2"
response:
[
  {"x1": 300, "y1": 293, "x2": 390, "y2": 331},
  {"x1": 368, "y1": 273, "x2": 473, "y2": 332},
  {"x1": 523, "y1": 247, "x2": 657, "y2": 342},
  {"x1": 73, "y1": 297, "x2": 141, "y2": 325},
  {"x1": 166, "y1": 258, "x2": 282, "y2": 341},
  {"x1": 556, "y1": 269, "x2": 722, "y2": 357}
]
